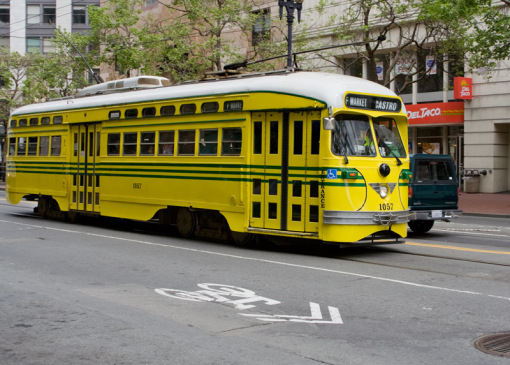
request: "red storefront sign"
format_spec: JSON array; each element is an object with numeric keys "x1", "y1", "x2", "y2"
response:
[
  {"x1": 454, "y1": 77, "x2": 473, "y2": 100},
  {"x1": 406, "y1": 102, "x2": 464, "y2": 125}
]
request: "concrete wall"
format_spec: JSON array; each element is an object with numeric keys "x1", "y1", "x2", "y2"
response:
[
  {"x1": 10, "y1": 0, "x2": 26, "y2": 54},
  {"x1": 464, "y1": 61, "x2": 510, "y2": 192}
]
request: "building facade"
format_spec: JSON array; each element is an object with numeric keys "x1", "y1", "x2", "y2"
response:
[{"x1": 0, "y1": 0, "x2": 99, "y2": 55}]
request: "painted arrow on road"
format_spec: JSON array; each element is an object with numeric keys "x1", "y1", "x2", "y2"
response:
[{"x1": 239, "y1": 302, "x2": 343, "y2": 324}]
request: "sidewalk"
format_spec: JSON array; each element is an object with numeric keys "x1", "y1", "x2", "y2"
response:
[
  {"x1": 458, "y1": 191, "x2": 510, "y2": 218},
  {"x1": 0, "y1": 181, "x2": 509, "y2": 218}
]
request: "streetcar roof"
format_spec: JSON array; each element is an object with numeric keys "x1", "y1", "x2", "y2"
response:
[{"x1": 12, "y1": 71, "x2": 401, "y2": 117}]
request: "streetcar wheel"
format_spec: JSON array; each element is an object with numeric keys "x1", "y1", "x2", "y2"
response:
[
  {"x1": 230, "y1": 231, "x2": 255, "y2": 247},
  {"x1": 176, "y1": 208, "x2": 197, "y2": 238},
  {"x1": 408, "y1": 220, "x2": 434, "y2": 234}
]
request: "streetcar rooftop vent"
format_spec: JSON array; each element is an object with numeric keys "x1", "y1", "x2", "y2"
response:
[{"x1": 76, "y1": 76, "x2": 171, "y2": 97}]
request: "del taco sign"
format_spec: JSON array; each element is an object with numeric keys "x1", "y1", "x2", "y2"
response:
[
  {"x1": 454, "y1": 77, "x2": 473, "y2": 100},
  {"x1": 406, "y1": 102, "x2": 464, "y2": 125}
]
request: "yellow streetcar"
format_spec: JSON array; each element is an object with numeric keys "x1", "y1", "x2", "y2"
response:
[{"x1": 5, "y1": 71, "x2": 411, "y2": 246}]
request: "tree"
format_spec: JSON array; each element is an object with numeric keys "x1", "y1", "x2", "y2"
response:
[
  {"x1": 158, "y1": 0, "x2": 285, "y2": 76},
  {"x1": 87, "y1": 0, "x2": 161, "y2": 78}
]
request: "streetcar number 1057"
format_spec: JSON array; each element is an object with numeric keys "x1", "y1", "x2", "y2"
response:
[{"x1": 379, "y1": 203, "x2": 393, "y2": 210}]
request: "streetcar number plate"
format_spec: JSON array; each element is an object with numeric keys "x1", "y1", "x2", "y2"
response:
[{"x1": 431, "y1": 210, "x2": 442, "y2": 218}]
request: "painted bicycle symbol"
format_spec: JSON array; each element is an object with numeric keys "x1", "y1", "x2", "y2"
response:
[{"x1": 155, "y1": 283, "x2": 343, "y2": 324}]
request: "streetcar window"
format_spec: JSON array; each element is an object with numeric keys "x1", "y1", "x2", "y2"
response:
[
  {"x1": 10, "y1": 120, "x2": 17, "y2": 128},
  {"x1": 19, "y1": 119, "x2": 27, "y2": 127},
  {"x1": 140, "y1": 132, "x2": 156, "y2": 155},
  {"x1": 180, "y1": 104, "x2": 196, "y2": 115},
  {"x1": 311, "y1": 120, "x2": 320, "y2": 155},
  {"x1": 178, "y1": 130, "x2": 196, "y2": 155},
  {"x1": 30, "y1": 118, "x2": 39, "y2": 126},
  {"x1": 158, "y1": 131, "x2": 174, "y2": 155},
  {"x1": 107, "y1": 133, "x2": 121, "y2": 155},
  {"x1": 269, "y1": 121, "x2": 278, "y2": 154},
  {"x1": 292, "y1": 205, "x2": 301, "y2": 221},
  {"x1": 253, "y1": 179, "x2": 261, "y2": 194},
  {"x1": 293, "y1": 120, "x2": 303, "y2": 155},
  {"x1": 142, "y1": 107, "x2": 156, "y2": 118},
  {"x1": 109, "y1": 111, "x2": 121, "y2": 120},
  {"x1": 309, "y1": 205, "x2": 319, "y2": 222},
  {"x1": 39, "y1": 136, "x2": 49, "y2": 156},
  {"x1": 51, "y1": 136, "x2": 61, "y2": 156},
  {"x1": 8, "y1": 138, "x2": 16, "y2": 155},
  {"x1": 160, "y1": 105, "x2": 175, "y2": 116},
  {"x1": 125, "y1": 109, "x2": 139, "y2": 119},
  {"x1": 201, "y1": 102, "x2": 219, "y2": 113},
  {"x1": 292, "y1": 180, "x2": 302, "y2": 197},
  {"x1": 253, "y1": 121, "x2": 262, "y2": 154},
  {"x1": 331, "y1": 115, "x2": 374, "y2": 156},
  {"x1": 199, "y1": 129, "x2": 218, "y2": 155},
  {"x1": 224, "y1": 100, "x2": 243, "y2": 111},
  {"x1": 373, "y1": 117, "x2": 407, "y2": 158},
  {"x1": 17, "y1": 137, "x2": 26, "y2": 156},
  {"x1": 53, "y1": 115, "x2": 63, "y2": 124},
  {"x1": 27, "y1": 137, "x2": 38, "y2": 155},
  {"x1": 221, "y1": 127, "x2": 242, "y2": 156},
  {"x1": 123, "y1": 132, "x2": 138, "y2": 155},
  {"x1": 41, "y1": 117, "x2": 50, "y2": 125},
  {"x1": 310, "y1": 181, "x2": 319, "y2": 198}
]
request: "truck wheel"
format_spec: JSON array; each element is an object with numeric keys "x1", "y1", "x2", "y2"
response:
[{"x1": 408, "y1": 220, "x2": 434, "y2": 234}]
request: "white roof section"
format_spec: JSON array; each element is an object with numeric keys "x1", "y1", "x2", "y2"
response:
[{"x1": 12, "y1": 71, "x2": 401, "y2": 116}]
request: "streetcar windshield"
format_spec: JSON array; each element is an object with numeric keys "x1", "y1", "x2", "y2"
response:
[
  {"x1": 373, "y1": 117, "x2": 407, "y2": 158},
  {"x1": 331, "y1": 115, "x2": 406, "y2": 158}
]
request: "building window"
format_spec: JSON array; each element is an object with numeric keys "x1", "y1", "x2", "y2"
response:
[
  {"x1": 0, "y1": 37, "x2": 9, "y2": 51},
  {"x1": 145, "y1": 0, "x2": 157, "y2": 5},
  {"x1": 43, "y1": 6, "x2": 56, "y2": 24},
  {"x1": 73, "y1": 6, "x2": 86, "y2": 24},
  {"x1": 252, "y1": 9, "x2": 270, "y2": 46},
  {"x1": 43, "y1": 38, "x2": 56, "y2": 54},
  {"x1": 0, "y1": 6, "x2": 9, "y2": 23},
  {"x1": 27, "y1": 38, "x2": 41, "y2": 53},
  {"x1": 27, "y1": 5, "x2": 41, "y2": 24}
]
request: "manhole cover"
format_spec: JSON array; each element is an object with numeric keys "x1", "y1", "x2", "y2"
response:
[{"x1": 474, "y1": 333, "x2": 510, "y2": 358}]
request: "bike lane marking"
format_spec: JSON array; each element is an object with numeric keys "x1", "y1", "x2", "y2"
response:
[{"x1": 1, "y1": 218, "x2": 510, "y2": 302}]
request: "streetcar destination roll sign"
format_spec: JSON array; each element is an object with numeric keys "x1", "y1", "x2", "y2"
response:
[{"x1": 345, "y1": 94, "x2": 402, "y2": 113}]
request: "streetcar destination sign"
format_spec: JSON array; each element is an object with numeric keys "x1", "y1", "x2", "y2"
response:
[{"x1": 345, "y1": 93, "x2": 402, "y2": 113}]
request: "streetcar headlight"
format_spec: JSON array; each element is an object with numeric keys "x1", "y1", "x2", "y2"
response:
[{"x1": 379, "y1": 184, "x2": 389, "y2": 198}]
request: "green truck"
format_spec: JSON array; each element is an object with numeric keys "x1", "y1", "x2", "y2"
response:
[{"x1": 408, "y1": 154, "x2": 463, "y2": 233}]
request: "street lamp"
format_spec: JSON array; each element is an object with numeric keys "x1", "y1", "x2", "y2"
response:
[{"x1": 278, "y1": 0, "x2": 303, "y2": 69}]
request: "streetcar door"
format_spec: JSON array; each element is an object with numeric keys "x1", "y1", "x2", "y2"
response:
[
  {"x1": 249, "y1": 111, "x2": 321, "y2": 233},
  {"x1": 250, "y1": 112, "x2": 283, "y2": 230},
  {"x1": 287, "y1": 111, "x2": 321, "y2": 233},
  {"x1": 69, "y1": 124, "x2": 101, "y2": 213}
]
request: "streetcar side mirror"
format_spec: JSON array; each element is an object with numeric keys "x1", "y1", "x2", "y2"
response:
[{"x1": 323, "y1": 117, "x2": 335, "y2": 130}]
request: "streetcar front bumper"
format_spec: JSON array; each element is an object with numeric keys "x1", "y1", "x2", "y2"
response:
[{"x1": 323, "y1": 210, "x2": 410, "y2": 226}]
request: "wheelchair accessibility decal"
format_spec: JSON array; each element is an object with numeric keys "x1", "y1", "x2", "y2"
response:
[
  {"x1": 327, "y1": 169, "x2": 338, "y2": 179},
  {"x1": 155, "y1": 283, "x2": 343, "y2": 324}
]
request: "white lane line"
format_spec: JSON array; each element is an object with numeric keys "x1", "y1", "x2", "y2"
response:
[{"x1": 1, "y1": 218, "x2": 509, "y2": 302}]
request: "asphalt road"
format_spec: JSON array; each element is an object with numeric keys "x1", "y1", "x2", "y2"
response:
[{"x1": 1, "y1": 194, "x2": 510, "y2": 365}]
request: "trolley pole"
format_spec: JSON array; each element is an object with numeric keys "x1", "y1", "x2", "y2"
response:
[{"x1": 278, "y1": 0, "x2": 303, "y2": 69}]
